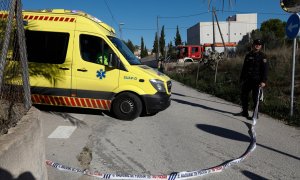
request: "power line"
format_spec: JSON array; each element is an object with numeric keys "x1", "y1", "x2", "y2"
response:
[
  {"x1": 123, "y1": 21, "x2": 266, "y2": 33},
  {"x1": 166, "y1": 26, "x2": 190, "y2": 30},
  {"x1": 123, "y1": 28, "x2": 156, "y2": 31},
  {"x1": 219, "y1": 10, "x2": 289, "y2": 16},
  {"x1": 199, "y1": 21, "x2": 263, "y2": 26},
  {"x1": 123, "y1": 26, "x2": 190, "y2": 31},
  {"x1": 159, "y1": 11, "x2": 210, "y2": 19},
  {"x1": 119, "y1": 8, "x2": 287, "y2": 45},
  {"x1": 208, "y1": 0, "x2": 237, "y2": 10},
  {"x1": 103, "y1": 0, "x2": 118, "y2": 25},
  {"x1": 123, "y1": 21, "x2": 264, "y2": 32},
  {"x1": 158, "y1": 9, "x2": 288, "y2": 20}
]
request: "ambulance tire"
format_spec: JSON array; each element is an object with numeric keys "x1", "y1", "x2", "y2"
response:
[{"x1": 112, "y1": 92, "x2": 142, "y2": 121}]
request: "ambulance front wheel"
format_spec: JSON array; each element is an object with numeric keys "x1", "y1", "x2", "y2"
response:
[{"x1": 112, "y1": 92, "x2": 142, "y2": 121}]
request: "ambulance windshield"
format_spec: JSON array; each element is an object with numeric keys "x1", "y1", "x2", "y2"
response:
[{"x1": 108, "y1": 36, "x2": 142, "y2": 65}]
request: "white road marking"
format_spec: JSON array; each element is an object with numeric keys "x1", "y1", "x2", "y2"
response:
[{"x1": 48, "y1": 126, "x2": 77, "y2": 139}]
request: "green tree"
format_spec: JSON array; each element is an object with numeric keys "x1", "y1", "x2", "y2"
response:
[
  {"x1": 143, "y1": 46, "x2": 148, "y2": 57},
  {"x1": 141, "y1": 37, "x2": 145, "y2": 58},
  {"x1": 237, "y1": 18, "x2": 288, "y2": 54},
  {"x1": 251, "y1": 29, "x2": 263, "y2": 40},
  {"x1": 260, "y1": 19, "x2": 286, "y2": 39},
  {"x1": 260, "y1": 19, "x2": 287, "y2": 49},
  {"x1": 237, "y1": 29, "x2": 262, "y2": 54},
  {"x1": 159, "y1": 26, "x2": 166, "y2": 57},
  {"x1": 140, "y1": 37, "x2": 148, "y2": 58},
  {"x1": 167, "y1": 41, "x2": 173, "y2": 55},
  {"x1": 152, "y1": 32, "x2": 158, "y2": 54},
  {"x1": 125, "y1": 39, "x2": 135, "y2": 53},
  {"x1": 167, "y1": 41, "x2": 176, "y2": 60},
  {"x1": 174, "y1": 26, "x2": 182, "y2": 46}
]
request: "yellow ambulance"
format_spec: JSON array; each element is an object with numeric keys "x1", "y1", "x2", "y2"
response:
[{"x1": 18, "y1": 9, "x2": 171, "y2": 120}]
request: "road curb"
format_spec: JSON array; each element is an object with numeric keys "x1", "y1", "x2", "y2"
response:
[{"x1": 0, "y1": 107, "x2": 48, "y2": 179}]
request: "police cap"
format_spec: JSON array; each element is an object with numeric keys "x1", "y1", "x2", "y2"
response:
[{"x1": 253, "y1": 39, "x2": 263, "y2": 45}]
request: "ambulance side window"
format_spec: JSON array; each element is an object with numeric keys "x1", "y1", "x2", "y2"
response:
[
  {"x1": 25, "y1": 30, "x2": 69, "y2": 64},
  {"x1": 80, "y1": 34, "x2": 112, "y2": 66}
]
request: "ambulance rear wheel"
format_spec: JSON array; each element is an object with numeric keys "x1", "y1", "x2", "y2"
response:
[{"x1": 112, "y1": 92, "x2": 142, "y2": 120}]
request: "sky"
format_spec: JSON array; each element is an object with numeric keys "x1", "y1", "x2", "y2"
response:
[{"x1": 22, "y1": 0, "x2": 291, "y2": 49}]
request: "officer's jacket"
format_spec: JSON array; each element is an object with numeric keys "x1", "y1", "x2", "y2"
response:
[{"x1": 240, "y1": 50, "x2": 268, "y2": 83}]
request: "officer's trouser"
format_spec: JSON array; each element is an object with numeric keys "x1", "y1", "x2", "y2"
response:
[{"x1": 241, "y1": 80, "x2": 260, "y2": 113}]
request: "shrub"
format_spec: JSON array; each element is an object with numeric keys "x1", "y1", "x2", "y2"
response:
[{"x1": 166, "y1": 47, "x2": 300, "y2": 126}]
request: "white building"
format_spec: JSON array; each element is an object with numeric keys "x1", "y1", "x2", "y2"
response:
[{"x1": 187, "y1": 13, "x2": 257, "y2": 46}]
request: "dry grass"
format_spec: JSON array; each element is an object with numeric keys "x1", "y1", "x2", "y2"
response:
[{"x1": 165, "y1": 47, "x2": 300, "y2": 126}]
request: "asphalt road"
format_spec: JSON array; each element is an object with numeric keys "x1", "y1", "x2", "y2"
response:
[{"x1": 40, "y1": 80, "x2": 300, "y2": 180}]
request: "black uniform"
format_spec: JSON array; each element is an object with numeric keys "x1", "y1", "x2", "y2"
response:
[{"x1": 240, "y1": 50, "x2": 268, "y2": 115}]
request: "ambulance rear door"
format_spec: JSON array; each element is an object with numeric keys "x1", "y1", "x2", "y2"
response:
[{"x1": 26, "y1": 29, "x2": 74, "y2": 97}]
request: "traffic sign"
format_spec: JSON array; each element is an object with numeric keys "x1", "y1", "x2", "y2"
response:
[
  {"x1": 285, "y1": 13, "x2": 299, "y2": 117},
  {"x1": 286, "y1": 13, "x2": 300, "y2": 39}
]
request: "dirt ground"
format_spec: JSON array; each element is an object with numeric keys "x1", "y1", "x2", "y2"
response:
[{"x1": 0, "y1": 100, "x2": 28, "y2": 135}]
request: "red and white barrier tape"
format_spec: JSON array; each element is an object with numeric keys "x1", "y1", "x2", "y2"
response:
[
  {"x1": 46, "y1": 124, "x2": 256, "y2": 180},
  {"x1": 46, "y1": 89, "x2": 262, "y2": 179}
]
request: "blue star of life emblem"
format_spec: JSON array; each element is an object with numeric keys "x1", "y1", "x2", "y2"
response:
[{"x1": 96, "y1": 69, "x2": 106, "y2": 79}]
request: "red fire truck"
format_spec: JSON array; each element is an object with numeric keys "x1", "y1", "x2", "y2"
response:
[
  {"x1": 176, "y1": 43, "x2": 236, "y2": 62},
  {"x1": 176, "y1": 45, "x2": 204, "y2": 62}
]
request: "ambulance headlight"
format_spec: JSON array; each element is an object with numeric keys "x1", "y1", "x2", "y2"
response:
[{"x1": 150, "y1": 79, "x2": 166, "y2": 92}]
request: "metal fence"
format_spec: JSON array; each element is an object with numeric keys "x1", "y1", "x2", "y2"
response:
[{"x1": 0, "y1": 0, "x2": 31, "y2": 135}]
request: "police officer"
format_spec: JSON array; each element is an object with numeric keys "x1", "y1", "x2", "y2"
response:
[{"x1": 238, "y1": 39, "x2": 268, "y2": 118}]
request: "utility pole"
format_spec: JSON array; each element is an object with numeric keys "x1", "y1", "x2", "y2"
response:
[
  {"x1": 212, "y1": 7, "x2": 216, "y2": 52},
  {"x1": 156, "y1": 16, "x2": 160, "y2": 61},
  {"x1": 212, "y1": 9, "x2": 227, "y2": 84},
  {"x1": 119, "y1": 22, "x2": 124, "y2": 40},
  {"x1": 248, "y1": 33, "x2": 251, "y2": 43},
  {"x1": 228, "y1": 16, "x2": 231, "y2": 43},
  {"x1": 213, "y1": 10, "x2": 226, "y2": 54}
]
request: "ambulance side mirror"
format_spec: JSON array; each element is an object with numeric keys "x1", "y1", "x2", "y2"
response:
[
  {"x1": 107, "y1": 53, "x2": 118, "y2": 68},
  {"x1": 108, "y1": 53, "x2": 116, "y2": 68}
]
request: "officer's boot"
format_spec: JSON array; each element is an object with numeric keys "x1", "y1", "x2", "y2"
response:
[{"x1": 242, "y1": 109, "x2": 249, "y2": 118}]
